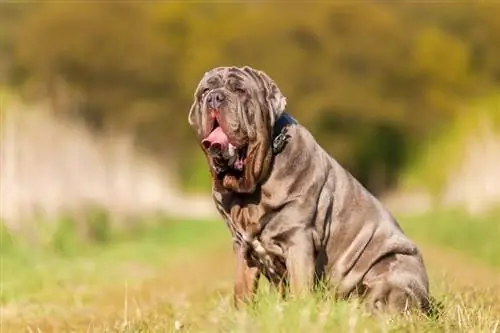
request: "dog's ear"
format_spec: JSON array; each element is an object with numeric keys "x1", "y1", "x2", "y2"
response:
[
  {"x1": 257, "y1": 70, "x2": 287, "y2": 126},
  {"x1": 188, "y1": 98, "x2": 200, "y2": 132},
  {"x1": 241, "y1": 66, "x2": 287, "y2": 127},
  {"x1": 188, "y1": 77, "x2": 207, "y2": 139}
]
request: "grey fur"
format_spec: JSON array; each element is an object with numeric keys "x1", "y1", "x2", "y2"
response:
[{"x1": 188, "y1": 66, "x2": 431, "y2": 314}]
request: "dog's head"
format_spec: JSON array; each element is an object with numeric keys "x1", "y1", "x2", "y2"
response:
[{"x1": 188, "y1": 66, "x2": 287, "y2": 193}]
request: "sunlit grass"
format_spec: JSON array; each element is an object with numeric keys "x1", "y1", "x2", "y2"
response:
[
  {"x1": 1, "y1": 217, "x2": 226, "y2": 305},
  {"x1": 399, "y1": 209, "x2": 500, "y2": 268},
  {"x1": 2, "y1": 211, "x2": 500, "y2": 332}
]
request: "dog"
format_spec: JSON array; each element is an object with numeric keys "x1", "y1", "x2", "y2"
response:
[{"x1": 187, "y1": 65, "x2": 431, "y2": 314}]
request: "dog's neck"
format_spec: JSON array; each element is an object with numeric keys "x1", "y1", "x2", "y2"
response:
[{"x1": 272, "y1": 112, "x2": 296, "y2": 155}]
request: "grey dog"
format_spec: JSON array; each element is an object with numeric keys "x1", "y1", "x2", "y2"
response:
[{"x1": 188, "y1": 65, "x2": 431, "y2": 314}]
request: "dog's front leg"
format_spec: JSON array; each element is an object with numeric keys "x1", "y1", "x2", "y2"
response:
[
  {"x1": 285, "y1": 230, "x2": 315, "y2": 297},
  {"x1": 233, "y1": 243, "x2": 260, "y2": 308}
]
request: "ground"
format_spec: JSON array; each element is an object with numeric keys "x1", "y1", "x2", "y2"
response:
[{"x1": 2, "y1": 211, "x2": 500, "y2": 332}]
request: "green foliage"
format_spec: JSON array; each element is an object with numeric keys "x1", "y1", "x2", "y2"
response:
[
  {"x1": 179, "y1": 151, "x2": 212, "y2": 193},
  {"x1": 402, "y1": 94, "x2": 500, "y2": 194},
  {"x1": 85, "y1": 206, "x2": 112, "y2": 244},
  {"x1": 3, "y1": 2, "x2": 500, "y2": 193},
  {"x1": 47, "y1": 207, "x2": 113, "y2": 255},
  {"x1": 0, "y1": 87, "x2": 14, "y2": 135},
  {"x1": 0, "y1": 220, "x2": 15, "y2": 253},
  {"x1": 49, "y1": 215, "x2": 83, "y2": 256},
  {"x1": 3, "y1": 209, "x2": 225, "y2": 258}
]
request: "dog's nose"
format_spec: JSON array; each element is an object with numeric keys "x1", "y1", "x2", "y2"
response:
[{"x1": 206, "y1": 91, "x2": 225, "y2": 110}]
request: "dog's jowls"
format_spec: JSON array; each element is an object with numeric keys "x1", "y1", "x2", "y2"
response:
[{"x1": 188, "y1": 66, "x2": 431, "y2": 314}]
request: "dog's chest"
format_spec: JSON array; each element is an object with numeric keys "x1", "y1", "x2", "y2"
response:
[{"x1": 215, "y1": 193, "x2": 287, "y2": 280}]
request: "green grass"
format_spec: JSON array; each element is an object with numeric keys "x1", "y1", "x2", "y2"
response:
[
  {"x1": 2, "y1": 211, "x2": 500, "y2": 332},
  {"x1": 1, "y1": 218, "x2": 226, "y2": 305},
  {"x1": 115, "y1": 287, "x2": 499, "y2": 333},
  {"x1": 399, "y1": 209, "x2": 500, "y2": 268}
]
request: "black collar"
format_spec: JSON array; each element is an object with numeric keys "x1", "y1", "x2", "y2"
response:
[{"x1": 272, "y1": 112, "x2": 296, "y2": 154}]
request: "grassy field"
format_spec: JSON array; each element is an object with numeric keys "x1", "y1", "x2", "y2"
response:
[{"x1": 2, "y1": 211, "x2": 500, "y2": 333}]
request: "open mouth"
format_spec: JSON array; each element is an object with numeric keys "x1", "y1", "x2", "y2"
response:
[{"x1": 201, "y1": 119, "x2": 247, "y2": 177}]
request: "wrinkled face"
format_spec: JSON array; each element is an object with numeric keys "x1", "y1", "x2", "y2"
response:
[{"x1": 188, "y1": 66, "x2": 287, "y2": 190}]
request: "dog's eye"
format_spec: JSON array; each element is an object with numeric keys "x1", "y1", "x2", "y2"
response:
[
  {"x1": 234, "y1": 88, "x2": 246, "y2": 95},
  {"x1": 200, "y1": 88, "x2": 210, "y2": 97}
]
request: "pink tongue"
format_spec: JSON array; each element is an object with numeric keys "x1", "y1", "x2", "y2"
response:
[{"x1": 202, "y1": 127, "x2": 229, "y2": 151}]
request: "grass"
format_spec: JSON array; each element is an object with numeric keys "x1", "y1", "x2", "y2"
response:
[
  {"x1": 1, "y1": 211, "x2": 500, "y2": 332},
  {"x1": 400, "y1": 209, "x2": 500, "y2": 268},
  {"x1": 1, "y1": 217, "x2": 227, "y2": 305}
]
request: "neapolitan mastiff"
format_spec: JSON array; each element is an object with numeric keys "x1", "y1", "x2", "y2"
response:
[{"x1": 188, "y1": 66, "x2": 431, "y2": 314}]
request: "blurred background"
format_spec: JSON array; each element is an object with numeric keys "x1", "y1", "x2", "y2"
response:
[
  {"x1": 2, "y1": 1, "x2": 500, "y2": 242},
  {"x1": 1, "y1": 2, "x2": 500, "y2": 331}
]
